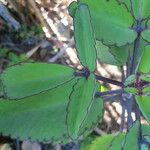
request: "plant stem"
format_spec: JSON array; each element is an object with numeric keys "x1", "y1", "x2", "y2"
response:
[
  {"x1": 120, "y1": 96, "x2": 126, "y2": 132},
  {"x1": 16, "y1": 139, "x2": 20, "y2": 150},
  {"x1": 130, "y1": 34, "x2": 141, "y2": 74},
  {"x1": 120, "y1": 104, "x2": 125, "y2": 132},
  {"x1": 95, "y1": 89, "x2": 124, "y2": 97},
  {"x1": 101, "y1": 94, "x2": 122, "y2": 102},
  {"x1": 141, "y1": 138, "x2": 150, "y2": 146},
  {"x1": 121, "y1": 66, "x2": 126, "y2": 82},
  {"x1": 95, "y1": 74, "x2": 123, "y2": 87},
  {"x1": 126, "y1": 47, "x2": 132, "y2": 77},
  {"x1": 126, "y1": 20, "x2": 142, "y2": 133},
  {"x1": 130, "y1": 20, "x2": 142, "y2": 74},
  {"x1": 75, "y1": 71, "x2": 123, "y2": 87},
  {"x1": 126, "y1": 95, "x2": 134, "y2": 128}
]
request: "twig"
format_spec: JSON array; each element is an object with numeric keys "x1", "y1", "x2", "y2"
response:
[
  {"x1": 121, "y1": 66, "x2": 126, "y2": 82},
  {"x1": 101, "y1": 94, "x2": 122, "y2": 102},
  {"x1": 55, "y1": 144, "x2": 61, "y2": 150},
  {"x1": 48, "y1": 38, "x2": 74, "y2": 62},
  {"x1": 5, "y1": 0, "x2": 18, "y2": 12},
  {"x1": 95, "y1": 89, "x2": 124, "y2": 97},
  {"x1": 42, "y1": 10, "x2": 60, "y2": 40},
  {"x1": 122, "y1": 93, "x2": 133, "y2": 128},
  {"x1": 48, "y1": 47, "x2": 65, "y2": 62},
  {"x1": 27, "y1": 0, "x2": 51, "y2": 33},
  {"x1": 141, "y1": 138, "x2": 150, "y2": 146},
  {"x1": 94, "y1": 127, "x2": 106, "y2": 135},
  {"x1": 120, "y1": 101, "x2": 125, "y2": 132},
  {"x1": 75, "y1": 72, "x2": 123, "y2": 87},
  {"x1": 16, "y1": 139, "x2": 20, "y2": 150},
  {"x1": 26, "y1": 40, "x2": 45, "y2": 58},
  {"x1": 126, "y1": 46, "x2": 132, "y2": 77},
  {"x1": 120, "y1": 65, "x2": 126, "y2": 131},
  {"x1": 95, "y1": 74, "x2": 123, "y2": 87},
  {"x1": 5, "y1": 0, "x2": 26, "y2": 22},
  {"x1": 0, "y1": 3, "x2": 21, "y2": 30}
]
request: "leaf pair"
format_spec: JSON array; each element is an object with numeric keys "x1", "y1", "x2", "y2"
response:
[
  {"x1": 96, "y1": 36, "x2": 148, "y2": 66},
  {"x1": 0, "y1": 66, "x2": 103, "y2": 143},
  {"x1": 67, "y1": 75, "x2": 103, "y2": 140},
  {"x1": 70, "y1": 0, "x2": 150, "y2": 69},
  {"x1": 118, "y1": 0, "x2": 150, "y2": 42},
  {"x1": 96, "y1": 41, "x2": 129, "y2": 66},
  {"x1": 69, "y1": 0, "x2": 137, "y2": 46},
  {"x1": 124, "y1": 46, "x2": 150, "y2": 124},
  {"x1": 89, "y1": 121, "x2": 142, "y2": 150},
  {"x1": 142, "y1": 20, "x2": 150, "y2": 43},
  {"x1": 0, "y1": 4, "x2": 103, "y2": 143},
  {"x1": 118, "y1": 0, "x2": 150, "y2": 20},
  {"x1": 135, "y1": 46, "x2": 150, "y2": 123},
  {"x1": 90, "y1": 122, "x2": 150, "y2": 150}
]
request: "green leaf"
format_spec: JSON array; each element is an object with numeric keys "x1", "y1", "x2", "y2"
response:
[
  {"x1": 142, "y1": 20, "x2": 150, "y2": 43},
  {"x1": 0, "y1": 47, "x2": 9, "y2": 57},
  {"x1": 109, "y1": 134, "x2": 125, "y2": 150},
  {"x1": 123, "y1": 121, "x2": 139, "y2": 150},
  {"x1": 131, "y1": 0, "x2": 150, "y2": 19},
  {"x1": 143, "y1": 135, "x2": 150, "y2": 149},
  {"x1": 8, "y1": 53, "x2": 31, "y2": 66},
  {"x1": 138, "y1": 46, "x2": 150, "y2": 73},
  {"x1": 67, "y1": 74, "x2": 96, "y2": 140},
  {"x1": 80, "y1": 135, "x2": 95, "y2": 150},
  {"x1": 78, "y1": 0, "x2": 137, "y2": 46},
  {"x1": 0, "y1": 78, "x2": 78, "y2": 143},
  {"x1": 89, "y1": 133, "x2": 125, "y2": 150},
  {"x1": 1, "y1": 63, "x2": 74, "y2": 99},
  {"x1": 97, "y1": 37, "x2": 146, "y2": 67},
  {"x1": 117, "y1": 0, "x2": 131, "y2": 11},
  {"x1": 108, "y1": 122, "x2": 140, "y2": 149},
  {"x1": 89, "y1": 134, "x2": 114, "y2": 150},
  {"x1": 124, "y1": 87, "x2": 138, "y2": 94},
  {"x1": 96, "y1": 41, "x2": 118, "y2": 65},
  {"x1": 119, "y1": 0, "x2": 150, "y2": 19},
  {"x1": 74, "y1": 4, "x2": 96, "y2": 71},
  {"x1": 96, "y1": 41, "x2": 129, "y2": 66},
  {"x1": 124, "y1": 74, "x2": 136, "y2": 86},
  {"x1": 142, "y1": 29, "x2": 150, "y2": 43},
  {"x1": 109, "y1": 45, "x2": 129, "y2": 66},
  {"x1": 124, "y1": 74, "x2": 139, "y2": 94},
  {"x1": 136, "y1": 96, "x2": 150, "y2": 123},
  {"x1": 143, "y1": 87, "x2": 150, "y2": 93},
  {"x1": 142, "y1": 125, "x2": 150, "y2": 136},
  {"x1": 141, "y1": 144, "x2": 150, "y2": 150},
  {"x1": 141, "y1": 74, "x2": 150, "y2": 82},
  {"x1": 68, "y1": 1, "x2": 78, "y2": 17},
  {"x1": 78, "y1": 83, "x2": 103, "y2": 137},
  {"x1": 89, "y1": 122, "x2": 139, "y2": 150},
  {"x1": 137, "y1": 37, "x2": 149, "y2": 61}
]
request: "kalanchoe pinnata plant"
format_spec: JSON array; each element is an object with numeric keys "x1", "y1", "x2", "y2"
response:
[
  {"x1": 0, "y1": 0, "x2": 150, "y2": 149},
  {"x1": 0, "y1": 4, "x2": 103, "y2": 143}
]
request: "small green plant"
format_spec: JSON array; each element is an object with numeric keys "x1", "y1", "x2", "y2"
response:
[
  {"x1": 8, "y1": 53, "x2": 32, "y2": 66},
  {"x1": 17, "y1": 24, "x2": 44, "y2": 39},
  {"x1": 0, "y1": 46, "x2": 32, "y2": 66},
  {"x1": 0, "y1": 0, "x2": 150, "y2": 149}
]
